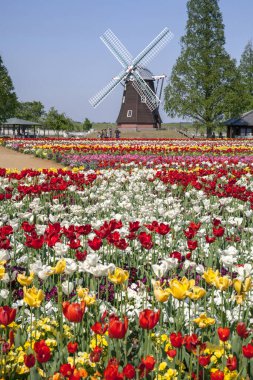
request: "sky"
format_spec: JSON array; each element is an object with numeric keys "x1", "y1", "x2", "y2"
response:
[{"x1": 0, "y1": 0, "x2": 253, "y2": 123}]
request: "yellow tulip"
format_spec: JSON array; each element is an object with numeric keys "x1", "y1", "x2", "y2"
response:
[
  {"x1": 17, "y1": 272, "x2": 34, "y2": 286},
  {"x1": 193, "y1": 313, "x2": 215, "y2": 328},
  {"x1": 233, "y1": 277, "x2": 251, "y2": 294},
  {"x1": 168, "y1": 277, "x2": 195, "y2": 300},
  {"x1": 202, "y1": 268, "x2": 219, "y2": 285},
  {"x1": 77, "y1": 287, "x2": 96, "y2": 306},
  {"x1": 23, "y1": 286, "x2": 44, "y2": 308},
  {"x1": 186, "y1": 286, "x2": 206, "y2": 301},
  {"x1": 214, "y1": 276, "x2": 231, "y2": 291},
  {"x1": 152, "y1": 280, "x2": 170, "y2": 303},
  {"x1": 0, "y1": 261, "x2": 6, "y2": 280},
  {"x1": 108, "y1": 267, "x2": 129, "y2": 285},
  {"x1": 51, "y1": 259, "x2": 66, "y2": 274}
]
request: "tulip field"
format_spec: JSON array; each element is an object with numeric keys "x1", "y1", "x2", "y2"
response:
[{"x1": 0, "y1": 137, "x2": 253, "y2": 380}]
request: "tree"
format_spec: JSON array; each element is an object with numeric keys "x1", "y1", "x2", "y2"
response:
[
  {"x1": 15, "y1": 101, "x2": 45, "y2": 122},
  {"x1": 164, "y1": 0, "x2": 248, "y2": 136},
  {"x1": 239, "y1": 40, "x2": 253, "y2": 109},
  {"x1": 83, "y1": 117, "x2": 92, "y2": 131},
  {"x1": 0, "y1": 56, "x2": 17, "y2": 123},
  {"x1": 44, "y1": 107, "x2": 74, "y2": 135}
]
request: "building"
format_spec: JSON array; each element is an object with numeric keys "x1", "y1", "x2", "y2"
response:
[
  {"x1": 0, "y1": 118, "x2": 41, "y2": 137},
  {"x1": 224, "y1": 110, "x2": 253, "y2": 138}
]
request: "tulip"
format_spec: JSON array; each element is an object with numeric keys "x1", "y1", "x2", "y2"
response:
[
  {"x1": 62, "y1": 301, "x2": 85, "y2": 323},
  {"x1": 34, "y1": 340, "x2": 51, "y2": 363},
  {"x1": 168, "y1": 277, "x2": 195, "y2": 300},
  {"x1": 242, "y1": 343, "x2": 253, "y2": 359},
  {"x1": 108, "y1": 315, "x2": 128, "y2": 339},
  {"x1": 186, "y1": 286, "x2": 206, "y2": 301},
  {"x1": 108, "y1": 267, "x2": 129, "y2": 285},
  {"x1": 17, "y1": 272, "x2": 34, "y2": 286},
  {"x1": 152, "y1": 280, "x2": 170, "y2": 302},
  {"x1": 141, "y1": 355, "x2": 156, "y2": 371},
  {"x1": 0, "y1": 261, "x2": 6, "y2": 280},
  {"x1": 51, "y1": 259, "x2": 66, "y2": 274},
  {"x1": 24, "y1": 354, "x2": 36, "y2": 368},
  {"x1": 77, "y1": 287, "x2": 96, "y2": 306},
  {"x1": 60, "y1": 364, "x2": 74, "y2": 377},
  {"x1": 193, "y1": 313, "x2": 215, "y2": 328},
  {"x1": 123, "y1": 364, "x2": 136, "y2": 379},
  {"x1": 226, "y1": 355, "x2": 237, "y2": 371},
  {"x1": 236, "y1": 322, "x2": 249, "y2": 339},
  {"x1": 202, "y1": 268, "x2": 219, "y2": 285},
  {"x1": 23, "y1": 286, "x2": 45, "y2": 308},
  {"x1": 217, "y1": 327, "x2": 230, "y2": 341},
  {"x1": 198, "y1": 355, "x2": 211, "y2": 367},
  {"x1": 166, "y1": 349, "x2": 177, "y2": 358},
  {"x1": 214, "y1": 276, "x2": 231, "y2": 291},
  {"x1": 170, "y1": 332, "x2": 183, "y2": 348},
  {"x1": 210, "y1": 370, "x2": 224, "y2": 380},
  {"x1": 139, "y1": 309, "x2": 160, "y2": 330},
  {"x1": 67, "y1": 342, "x2": 78, "y2": 354},
  {"x1": 0, "y1": 306, "x2": 16, "y2": 326}
]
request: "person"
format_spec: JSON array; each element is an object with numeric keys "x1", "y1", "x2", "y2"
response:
[
  {"x1": 104, "y1": 129, "x2": 108, "y2": 138},
  {"x1": 219, "y1": 131, "x2": 223, "y2": 138},
  {"x1": 211, "y1": 131, "x2": 215, "y2": 138},
  {"x1": 115, "y1": 128, "x2": 121, "y2": 139},
  {"x1": 109, "y1": 128, "x2": 113, "y2": 138},
  {"x1": 100, "y1": 129, "x2": 104, "y2": 138}
]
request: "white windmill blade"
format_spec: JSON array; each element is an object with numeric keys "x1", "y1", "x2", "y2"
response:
[
  {"x1": 89, "y1": 69, "x2": 126, "y2": 108},
  {"x1": 132, "y1": 70, "x2": 160, "y2": 112},
  {"x1": 100, "y1": 29, "x2": 133, "y2": 68},
  {"x1": 132, "y1": 27, "x2": 174, "y2": 68}
]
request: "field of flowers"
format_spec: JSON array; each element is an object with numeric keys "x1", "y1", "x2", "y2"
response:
[{"x1": 0, "y1": 137, "x2": 253, "y2": 380}]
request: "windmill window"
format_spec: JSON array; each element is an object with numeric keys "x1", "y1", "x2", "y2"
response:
[
  {"x1": 127, "y1": 110, "x2": 132, "y2": 118},
  {"x1": 141, "y1": 96, "x2": 146, "y2": 103},
  {"x1": 122, "y1": 96, "x2": 125, "y2": 103}
]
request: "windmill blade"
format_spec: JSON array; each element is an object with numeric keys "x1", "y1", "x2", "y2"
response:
[
  {"x1": 100, "y1": 29, "x2": 133, "y2": 68},
  {"x1": 132, "y1": 70, "x2": 160, "y2": 112},
  {"x1": 132, "y1": 27, "x2": 173, "y2": 68},
  {"x1": 89, "y1": 69, "x2": 126, "y2": 108}
]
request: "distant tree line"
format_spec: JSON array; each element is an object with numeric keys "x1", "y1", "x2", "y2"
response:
[
  {"x1": 0, "y1": 57, "x2": 92, "y2": 134},
  {"x1": 164, "y1": 0, "x2": 253, "y2": 136}
]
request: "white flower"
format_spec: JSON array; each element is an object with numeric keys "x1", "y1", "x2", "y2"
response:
[
  {"x1": 152, "y1": 261, "x2": 169, "y2": 277},
  {"x1": 62, "y1": 280, "x2": 74, "y2": 295},
  {"x1": 0, "y1": 289, "x2": 9, "y2": 299},
  {"x1": 64, "y1": 258, "x2": 77, "y2": 275}
]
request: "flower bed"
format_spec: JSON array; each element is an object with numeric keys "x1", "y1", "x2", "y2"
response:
[{"x1": 0, "y1": 139, "x2": 253, "y2": 379}]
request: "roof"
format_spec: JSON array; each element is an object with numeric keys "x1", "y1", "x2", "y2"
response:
[
  {"x1": 2, "y1": 118, "x2": 41, "y2": 126},
  {"x1": 224, "y1": 110, "x2": 253, "y2": 126},
  {"x1": 137, "y1": 66, "x2": 154, "y2": 80}
]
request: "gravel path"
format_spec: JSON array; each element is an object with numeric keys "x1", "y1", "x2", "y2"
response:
[{"x1": 0, "y1": 146, "x2": 64, "y2": 170}]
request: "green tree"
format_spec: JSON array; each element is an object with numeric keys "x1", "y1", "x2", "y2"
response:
[
  {"x1": 0, "y1": 56, "x2": 17, "y2": 122},
  {"x1": 83, "y1": 117, "x2": 92, "y2": 131},
  {"x1": 164, "y1": 0, "x2": 248, "y2": 136},
  {"x1": 15, "y1": 101, "x2": 45, "y2": 122},
  {"x1": 239, "y1": 40, "x2": 253, "y2": 109},
  {"x1": 44, "y1": 107, "x2": 74, "y2": 135}
]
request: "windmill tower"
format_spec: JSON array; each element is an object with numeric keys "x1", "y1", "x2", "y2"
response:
[{"x1": 89, "y1": 28, "x2": 173, "y2": 130}]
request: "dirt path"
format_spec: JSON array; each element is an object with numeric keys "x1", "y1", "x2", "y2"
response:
[{"x1": 0, "y1": 146, "x2": 64, "y2": 170}]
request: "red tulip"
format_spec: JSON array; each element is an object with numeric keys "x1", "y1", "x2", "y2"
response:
[
  {"x1": 91, "y1": 321, "x2": 108, "y2": 335},
  {"x1": 236, "y1": 322, "x2": 249, "y2": 339},
  {"x1": 217, "y1": 327, "x2": 230, "y2": 341},
  {"x1": 60, "y1": 363, "x2": 74, "y2": 377},
  {"x1": 67, "y1": 342, "x2": 78, "y2": 353},
  {"x1": 88, "y1": 236, "x2": 102, "y2": 251},
  {"x1": 0, "y1": 306, "x2": 16, "y2": 326},
  {"x1": 90, "y1": 346, "x2": 103, "y2": 363},
  {"x1": 138, "y1": 232, "x2": 153, "y2": 250},
  {"x1": 62, "y1": 301, "x2": 85, "y2": 323},
  {"x1": 141, "y1": 355, "x2": 156, "y2": 370},
  {"x1": 226, "y1": 355, "x2": 237, "y2": 371},
  {"x1": 187, "y1": 240, "x2": 198, "y2": 251},
  {"x1": 104, "y1": 360, "x2": 122, "y2": 380},
  {"x1": 156, "y1": 223, "x2": 171, "y2": 235},
  {"x1": 123, "y1": 364, "x2": 136, "y2": 379},
  {"x1": 198, "y1": 355, "x2": 211, "y2": 367},
  {"x1": 24, "y1": 354, "x2": 36, "y2": 368},
  {"x1": 108, "y1": 315, "x2": 128, "y2": 339},
  {"x1": 34, "y1": 340, "x2": 51, "y2": 363},
  {"x1": 213, "y1": 226, "x2": 225, "y2": 237},
  {"x1": 166, "y1": 349, "x2": 177, "y2": 358},
  {"x1": 170, "y1": 332, "x2": 184, "y2": 348},
  {"x1": 210, "y1": 370, "x2": 224, "y2": 380},
  {"x1": 139, "y1": 309, "x2": 160, "y2": 330},
  {"x1": 242, "y1": 343, "x2": 253, "y2": 359}
]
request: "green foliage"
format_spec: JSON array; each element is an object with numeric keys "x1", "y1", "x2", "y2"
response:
[
  {"x1": 0, "y1": 56, "x2": 17, "y2": 123},
  {"x1": 83, "y1": 117, "x2": 93, "y2": 131},
  {"x1": 44, "y1": 107, "x2": 75, "y2": 134},
  {"x1": 164, "y1": 0, "x2": 248, "y2": 136},
  {"x1": 239, "y1": 40, "x2": 253, "y2": 109},
  {"x1": 15, "y1": 101, "x2": 45, "y2": 122}
]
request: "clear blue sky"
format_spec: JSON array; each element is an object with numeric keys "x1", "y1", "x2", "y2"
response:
[{"x1": 0, "y1": 0, "x2": 252, "y2": 123}]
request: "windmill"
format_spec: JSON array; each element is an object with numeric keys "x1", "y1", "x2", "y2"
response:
[{"x1": 89, "y1": 28, "x2": 173, "y2": 130}]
